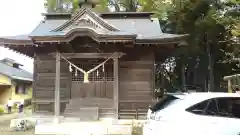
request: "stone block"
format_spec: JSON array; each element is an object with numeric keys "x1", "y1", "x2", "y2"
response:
[{"x1": 10, "y1": 118, "x2": 35, "y2": 131}]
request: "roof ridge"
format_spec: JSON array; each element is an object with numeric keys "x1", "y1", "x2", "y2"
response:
[
  {"x1": 0, "y1": 61, "x2": 32, "y2": 80},
  {"x1": 52, "y1": 7, "x2": 120, "y2": 32},
  {"x1": 0, "y1": 61, "x2": 28, "y2": 72}
]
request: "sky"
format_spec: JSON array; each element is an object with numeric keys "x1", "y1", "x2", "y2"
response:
[{"x1": 0, "y1": 0, "x2": 45, "y2": 73}]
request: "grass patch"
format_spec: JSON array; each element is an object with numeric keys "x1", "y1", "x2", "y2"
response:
[{"x1": 0, "y1": 107, "x2": 4, "y2": 114}]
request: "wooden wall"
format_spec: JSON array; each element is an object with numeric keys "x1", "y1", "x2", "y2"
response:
[
  {"x1": 32, "y1": 51, "x2": 155, "y2": 119},
  {"x1": 32, "y1": 54, "x2": 71, "y2": 113},
  {"x1": 119, "y1": 52, "x2": 154, "y2": 119},
  {"x1": 71, "y1": 81, "x2": 113, "y2": 99}
]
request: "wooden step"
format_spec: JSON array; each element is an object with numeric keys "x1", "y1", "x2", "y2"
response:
[
  {"x1": 66, "y1": 98, "x2": 113, "y2": 108},
  {"x1": 64, "y1": 107, "x2": 99, "y2": 121}
]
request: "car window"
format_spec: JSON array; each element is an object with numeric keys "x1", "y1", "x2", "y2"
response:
[
  {"x1": 150, "y1": 94, "x2": 180, "y2": 112},
  {"x1": 187, "y1": 97, "x2": 240, "y2": 118},
  {"x1": 205, "y1": 99, "x2": 218, "y2": 116},
  {"x1": 186, "y1": 100, "x2": 209, "y2": 115},
  {"x1": 216, "y1": 97, "x2": 240, "y2": 118}
]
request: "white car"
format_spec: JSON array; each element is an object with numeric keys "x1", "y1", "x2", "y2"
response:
[{"x1": 143, "y1": 92, "x2": 240, "y2": 135}]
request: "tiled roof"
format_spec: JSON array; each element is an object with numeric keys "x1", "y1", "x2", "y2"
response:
[
  {"x1": 0, "y1": 61, "x2": 33, "y2": 81},
  {"x1": 0, "y1": 8, "x2": 188, "y2": 46},
  {"x1": 29, "y1": 7, "x2": 187, "y2": 40}
]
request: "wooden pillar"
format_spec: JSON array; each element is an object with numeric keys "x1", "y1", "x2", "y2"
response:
[
  {"x1": 113, "y1": 58, "x2": 119, "y2": 119},
  {"x1": 54, "y1": 53, "x2": 61, "y2": 124},
  {"x1": 228, "y1": 79, "x2": 232, "y2": 93},
  {"x1": 32, "y1": 54, "x2": 38, "y2": 113}
]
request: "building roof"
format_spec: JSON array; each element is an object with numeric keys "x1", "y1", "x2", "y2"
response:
[
  {"x1": 0, "y1": 61, "x2": 33, "y2": 82},
  {"x1": 1, "y1": 58, "x2": 23, "y2": 66},
  {"x1": 0, "y1": 7, "x2": 188, "y2": 57},
  {"x1": 2, "y1": 7, "x2": 187, "y2": 42},
  {"x1": 0, "y1": 82, "x2": 11, "y2": 86},
  {"x1": 29, "y1": 8, "x2": 186, "y2": 42}
]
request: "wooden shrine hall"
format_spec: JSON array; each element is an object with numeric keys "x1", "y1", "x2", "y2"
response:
[{"x1": 0, "y1": 1, "x2": 187, "y2": 121}]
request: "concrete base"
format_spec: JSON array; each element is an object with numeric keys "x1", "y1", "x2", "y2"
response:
[
  {"x1": 10, "y1": 115, "x2": 145, "y2": 135},
  {"x1": 35, "y1": 121, "x2": 133, "y2": 135}
]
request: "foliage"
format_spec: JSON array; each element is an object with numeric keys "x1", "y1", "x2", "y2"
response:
[
  {"x1": 157, "y1": 0, "x2": 240, "y2": 92},
  {"x1": 44, "y1": 0, "x2": 109, "y2": 12},
  {"x1": 0, "y1": 106, "x2": 4, "y2": 113},
  {"x1": 44, "y1": 0, "x2": 163, "y2": 13}
]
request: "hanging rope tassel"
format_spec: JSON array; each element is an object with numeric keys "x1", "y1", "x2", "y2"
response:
[
  {"x1": 69, "y1": 64, "x2": 73, "y2": 72},
  {"x1": 74, "y1": 69, "x2": 78, "y2": 77},
  {"x1": 97, "y1": 70, "x2": 99, "y2": 77},
  {"x1": 83, "y1": 73, "x2": 89, "y2": 83},
  {"x1": 102, "y1": 64, "x2": 105, "y2": 72}
]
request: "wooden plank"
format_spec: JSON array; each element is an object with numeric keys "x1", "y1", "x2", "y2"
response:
[
  {"x1": 35, "y1": 94, "x2": 66, "y2": 99},
  {"x1": 120, "y1": 76, "x2": 152, "y2": 82},
  {"x1": 113, "y1": 58, "x2": 119, "y2": 119},
  {"x1": 119, "y1": 81, "x2": 152, "y2": 91},
  {"x1": 35, "y1": 87, "x2": 67, "y2": 92},
  {"x1": 51, "y1": 52, "x2": 125, "y2": 59},
  {"x1": 32, "y1": 54, "x2": 38, "y2": 112},
  {"x1": 119, "y1": 102, "x2": 152, "y2": 110},
  {"x1": 71, "y1": 81, "x2": 113, "y2": 99},
  {"x1": 120, "y1": 95, "x2": 152, "y2": 100},
  {"x1": 119, "y1": 61, "x2": 154, "y2": 69},
  {"x1": 99, "y1": 108, "x2": 114, "y2": 118},
  {"x1": 38, "y1": 54, "x2": 56, "y2": 60},
  {"x1": 36, "y1": 58, "x2": 68, "y2": 72},
  {"x1": 122, "y1": 90, "x2": 153, "y2": 95},
  {"x1": 37, "y1": 73, "x2": 69, "y2": 79},
  {"x1": 32, "y1": 99, "x2": 69, "y2": 103},
  {"x1": 32, "y1": 55, "x2": 38, "y2": 98},
  {"x1": 120, "y1": 61, "x2": 154, "y2": 65},
  {"x1": 36, "y1": 81, "x2": 69, "y2": 88},
  {"x1": 38, "y1": 104, "x2": 53, "y2": 112},
  {"x1": 119, "y1": 100, "x2": 154, "y2": 103}
]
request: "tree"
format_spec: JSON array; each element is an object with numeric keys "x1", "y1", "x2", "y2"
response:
[
  {"x1": 44, "y1": 0, "x2": 160, "y2": 13},
  {"x1": 158, "y1": 0, "x2": 240, "y2": 92},
  {"x1": 44, "y1": 0, "x2": 109, "y2": 12}
]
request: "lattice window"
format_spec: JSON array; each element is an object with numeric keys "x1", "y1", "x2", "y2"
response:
[{"x1": 72, "y1": 61, "x2": 113, "y2": 82}]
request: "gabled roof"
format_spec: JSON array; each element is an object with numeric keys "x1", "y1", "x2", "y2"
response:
[
  {"x1": 0, "y1": 7, "x2": 188, "y2": 57},
  {"x1": 52, "y1": 8, "x2": 120, "y2": 32},
  {"x1": 29, "y1": 7, "x2": 136, "y2": 42},
  {"x1": 0, "y1": 61, "x2": 33, "y2": 81},
  {"x1": 28, "y1": 7, "x2": 187, "y2": 43}
]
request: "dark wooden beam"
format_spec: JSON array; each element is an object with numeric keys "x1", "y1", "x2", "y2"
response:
[
  {"x1": 51, "y1": 52, "x2": 125, "y2": 59},
  {"x1": 58, "y1": 43, "x2": 75, "y2": 53}
]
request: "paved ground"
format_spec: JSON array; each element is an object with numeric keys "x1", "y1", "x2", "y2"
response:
[
  {"x1": 0, "y1": 118, "x2": 34, "y2": 135},
  {"x1": 0, "y1": 106, "x2": 34, "y2": 135}
]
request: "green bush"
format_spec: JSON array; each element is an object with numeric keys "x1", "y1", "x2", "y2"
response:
[{"x1": 0, "y1": 106, "x2": 5, "y2": 113}]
